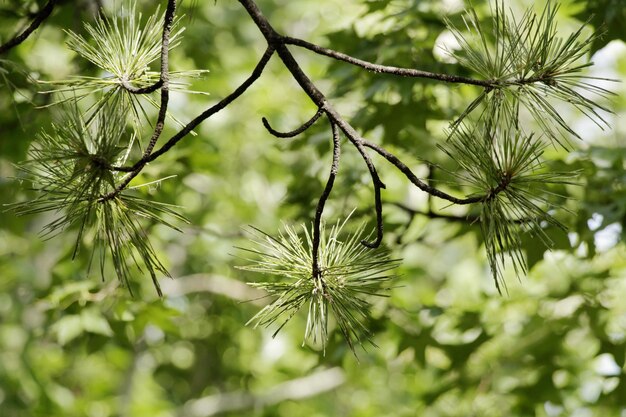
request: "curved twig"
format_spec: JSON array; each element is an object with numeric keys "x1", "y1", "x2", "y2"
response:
[
  {"x1": 312, "y1": 120, "x2": 341, "y2": 278},
  {"x1": 283, "y1": 36, "x2": 496, "y2": 88},
  {"x1": 0, "y1": 0, "x2": 58, "y2": 55},
  {"x1": 120, "y1": 77, "x2": 163, "y2": 95},
  {"x1": 331, "y1": 114, "x2": 386, "y2": 249},
  {"x1": 321, "y1": 107, "x2": 386, "y2": 248},
  {"x1": 362, "y1": 173, "x2": 384, "y2": 248},
  {"x1": 362, "y1": 139, "x2": 483, "y2": 205},
  {"x1": 262, "y1": 107, "x2": 323, "y2": 138}
]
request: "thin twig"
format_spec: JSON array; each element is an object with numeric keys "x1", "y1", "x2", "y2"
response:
[
  {"x1": 0, "y1": 0, "x2": 58, "y2": 55},
  {"x1": 142, "y1": 0, "x2": 177, "y2": 158},
  {"x1": 312, "y1": 120, "x2": 341, "y2": 278},
  {"x1": 322, "y1": 107, "x2": 386, "y2": 248},
  {"x1": 390, "y1": 201, "x2": 481, "y2": 223},
  {"x1": 262, "y1": 107, "x2": 323, "y2": 138},
  {"x1": 390, "y1": 201, "x2": 531, "y2": 224},
  {"x1": 362, "y1": 139, "x2": 483, "y2": 205},
  {"x1": 283, "y1": 36, "x2": 497, "y2": 88}
]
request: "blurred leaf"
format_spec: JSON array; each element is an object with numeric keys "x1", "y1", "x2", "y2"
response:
[
  {"x1": 574, "y1": 0, "x2": 626, "y2": 53},
  {"x1": 53, "y1": 315, "x2": 83, "y2": 345},
  {"x1": 80, "y1": 308, "x2": 113, "y2": 337}
]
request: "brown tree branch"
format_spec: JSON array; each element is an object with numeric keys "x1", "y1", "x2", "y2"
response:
[
  {"x1": 283, "y1": 36, "x2": 497, "y2": 88},
  {"x1": 390, "y1": 201, "x2": 481, "y2": 223},
  {"x1": 142, "y1": 0, "x2": 177, "y2": 158},
  {"x1": 0, "y1": 0, "x2": 58, "y2": 55},
  {"x1": 361, "y1": 139, "x2": 483, "y2": 205},
  {"x1": 312, "y1": 120, "x2": 341, "y2": 279}
]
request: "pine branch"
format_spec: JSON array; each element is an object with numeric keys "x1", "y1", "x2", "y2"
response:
[
  {"x1": 239, "y1": 217, "x2": 400, "y2": 354},
  {"x1": 283, "y1": 36, "x2": 496, "y2": 88},
  {"x1": 10, "y1": 0, "x2": 612, "y2": 303}
]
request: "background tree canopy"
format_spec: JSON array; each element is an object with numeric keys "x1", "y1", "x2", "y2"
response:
[{"x1": 0, "y1": 0, "x2": 625, "y2": 416}]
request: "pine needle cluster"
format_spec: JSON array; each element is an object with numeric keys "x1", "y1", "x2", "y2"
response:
[
  {"x1": 447, "y1": 1, "x2": 613, "y2": 147},
  {"x1": 442, "y1": 122, "x2": 576, "y2": 291},
  {"x1": 11, "y1": 106, "x2": 187, "y2": 296},
  {"x1": 40, "y1": 1, "x2": 208, "y2": 134},
  {"x1": 441, "y1": 1, "x2": 612, "y2": 288},
  {"x1": 238, "y1": 218, "x2": 400, "y2": 354}
]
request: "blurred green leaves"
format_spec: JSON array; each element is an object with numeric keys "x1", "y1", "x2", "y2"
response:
[
  {"x1": 52, "y1": 308, "x2": 114, "y2": 345},
  {"x1": 574, "y1": 0, "x2": 626, "y2": 53}
]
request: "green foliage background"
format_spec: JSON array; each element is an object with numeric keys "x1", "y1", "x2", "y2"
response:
[{"x1": 0, "y1": 0, "x2": 625, "y2": 416}]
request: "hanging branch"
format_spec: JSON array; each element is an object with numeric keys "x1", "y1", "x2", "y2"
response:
[
  {"x1": 311, "y1": 120, "x2": 341, "y2": 279},
  {"x1": 262, "y1": 107, "x2": 324, "y2": 138},
  {"x1": 0, "y1": 0, "x2": 58, "y2": 55}
]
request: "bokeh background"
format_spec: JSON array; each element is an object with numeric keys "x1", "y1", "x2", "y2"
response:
[{"x1": 0, "y1": 0, "x2": 625, "y2": 416}]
